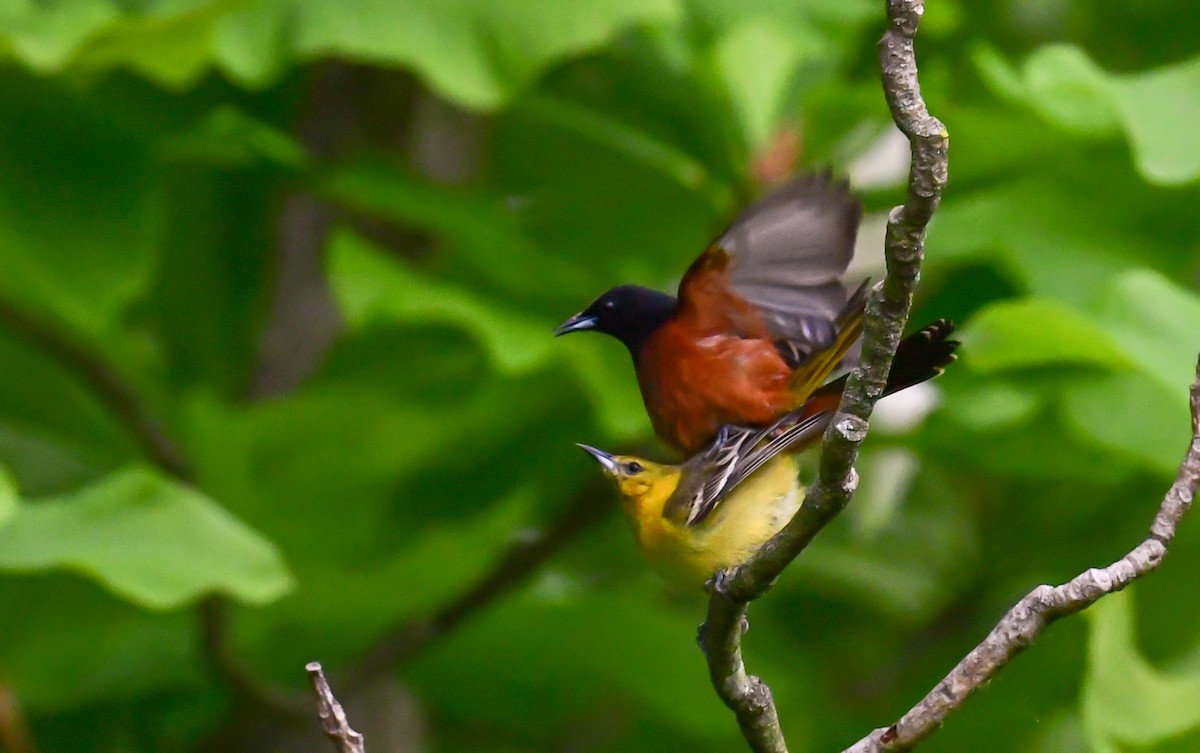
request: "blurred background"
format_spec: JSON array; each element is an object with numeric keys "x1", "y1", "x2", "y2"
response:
[{"x1": 0, "y1": 0, "x2": 1198, "y2": 751}]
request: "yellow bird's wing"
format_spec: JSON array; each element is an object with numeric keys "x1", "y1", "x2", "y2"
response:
[{"x1": 675, "y1": 409, "x2": 832, "y2": 527}]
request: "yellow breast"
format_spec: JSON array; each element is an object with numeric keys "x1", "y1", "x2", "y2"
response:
[{"x1": 623, "y1": 454, "x2": 803, "y2": 591}]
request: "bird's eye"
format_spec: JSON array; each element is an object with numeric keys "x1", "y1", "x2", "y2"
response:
[
  {"x1": 604, "y1": 300, "x2": 616, "y2": 309},
  {"x1": 624, "y1": 461, "x2": 644, "y2": 474}
]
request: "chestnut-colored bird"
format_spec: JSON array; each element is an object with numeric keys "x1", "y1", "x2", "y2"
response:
[
  {"x1": 556, "y1": 173, "x2": 865, "y2": 455},
  {"x1": 579, "y1": 320, "x2": 960, "y2": 590}
]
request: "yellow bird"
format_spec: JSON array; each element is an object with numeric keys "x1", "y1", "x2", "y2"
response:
[
  {"x1": 579, "y1": 413, "x2": 819, "y2": 590},
  {"x1": 580, "y1": 320, "x2": 958, "y2": 590}
]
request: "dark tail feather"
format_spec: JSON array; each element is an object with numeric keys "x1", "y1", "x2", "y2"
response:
[
  {"x1": 882, "y1": 318, "x2": 959, "y2": 396},
  {"x1": 815, "y1": 319, "x2": 959, "y2": 399}
]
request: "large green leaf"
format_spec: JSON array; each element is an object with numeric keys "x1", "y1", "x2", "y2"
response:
[
  {"x1": 1, "y1": 0, "x2": 254, "y2": 87},
  {"x1": 962, "y1": 273, "x2": 1200, "y2": 474},
  {"x1": 273, "y1": 0, "x2": 681, "y2": 108},
  {"x1": 330, "y1": 228, "x2": 553, "y2": 374},
  {"x1": 1082, "y1": 590, "x2": 1200, "y2": 752},
  {"x1": 327, "y1": 229, "x2": 646, "y2": 438},
  {"x1": 974, "y1": 45, "x2": 1120, "y2": 136},
  {"x1": 0, "y1": 73, "x2": 161, "y2": 336},
  {"x1": 1059, "y1": 271, "x2": 1200, "y2": 476},
  {"x1": 1109, "y1": 57, "x2": 1200, "y2": 186},
  {"x1": 711, "y1": 17, "x2": 810, "y2": 150},
  {"x1": 318, "y1": 160, "x2": 604, "y2": 315},
  {"x1": 1064, "y1": 372, "x2": 1188, "y2": 477},
  {"x1": 0, "y1": 467, "x2": 293, "y2": 609},
  {"x1": 1096, "y1": 270, "x2": 1200, "y2": 397},
  {"x1": 977, "y1": 45, "x2": 1200, "y2": 185},
  {"x1": 961, "y1": 298, "x2": 1131, "y2": 373},
  {"x1": 4, "y1": 0, "x2": 680, "y2": 108},
  {"x1": 0, "y1": 574, "x2": 200, "y2": 712},
  {"x1": 930, "y1": 179, "x2": 1170, "y2": 306}
]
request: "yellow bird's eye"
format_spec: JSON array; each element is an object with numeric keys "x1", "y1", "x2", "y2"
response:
[{"x1": 623, "y1": 461, "x2": 644, "y2": 475}]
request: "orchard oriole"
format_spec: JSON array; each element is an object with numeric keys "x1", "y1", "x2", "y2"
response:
[
  {"x1": 556, "y1": 173, "x2": 865, "y2": 455},
  {"x1": 580, "y1": 320, "x2": 958, "y2": 590}
]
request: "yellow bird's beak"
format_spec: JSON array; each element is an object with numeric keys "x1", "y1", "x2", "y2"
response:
[{"x1": 576, "y1": 443, "x2": 618, "y2": 475}]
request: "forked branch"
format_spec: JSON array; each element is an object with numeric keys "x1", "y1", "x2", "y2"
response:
[{"x1": 842, "y1": 359, "x2": 1200, "y2": 752}]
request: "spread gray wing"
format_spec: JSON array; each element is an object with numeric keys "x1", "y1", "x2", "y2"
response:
[{"x1": 715, "y1": 173, "x2": 862, "y2": 362}]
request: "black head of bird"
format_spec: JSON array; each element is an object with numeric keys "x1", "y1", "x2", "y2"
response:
[{"x1": 553, "y1": 284, "x2": 677, "y2": 355}]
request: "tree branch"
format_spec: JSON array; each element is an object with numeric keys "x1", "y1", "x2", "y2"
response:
[
  {"x1": 307, "y1": 662, "x2": 366, "y2": 753},
  {"x1": 698, "y1": 1, "x2": 948, "y2": 750},
  {"x1": 0, "y1": 293, "x2": 610, "y2": 716},
  {"x1": 0, "y1": 683, "x2": 35, "y2": 753},
  {"x1": 0, "y1": 297, "x2": 302, "y2": 717},
  {"x1": 343, "y1": 480, "x2": 611, "y2": 689},
  {"x1": 842, "y1": 359, "x2": 1200, "y2": 752},
  {"x1": 0, "y1": 298, "x2": 192, "y2": 481}
]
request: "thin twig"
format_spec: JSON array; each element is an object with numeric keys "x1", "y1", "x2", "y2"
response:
[
  {"x1": 0, "y1": 683, "x2": 35, "y2": 753},
  {"x1": 307, "y1": 662, "x2": 366, "y2": 753},
  {"x1": 0, "y1": 297, "x2": 191, "y2": 480},
  {"x1": 698, "y1": 2, "x2": 947, "y2": 750},
  {"x1": 199, "y1": 596, "x2": 312, "y2": 718},
  {"x1": 842, "y1": 359, "x2": 1200, "y2": 752},
  {"x1": 343, "y1": 480, "x2": 611, "y2": 689}
]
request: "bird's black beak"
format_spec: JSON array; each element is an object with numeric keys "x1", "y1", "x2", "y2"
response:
[
  {"x1": 554, "y1": 313, "x2": 598, "y2": 336},
  {"x1": 576, "y1": 443, "x2": 618, "y2": 475}
]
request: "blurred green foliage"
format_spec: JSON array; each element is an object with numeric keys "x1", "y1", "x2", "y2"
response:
[{"x1": 0, "y1": 1, "x2": 1197, "y2": 751}]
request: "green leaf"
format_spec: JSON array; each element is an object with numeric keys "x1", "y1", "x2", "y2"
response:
[
  {"x1": 1096, "y1": 270, "x2": 1200, "y2": 396},
  {"x1": 516, "y1": 93, "x2": 734, "y2": 211},
  {"x1": 160, "y1": 104, "x2": 311, "y2": 169},
  {"x1": 220, "y1": 0, "x2": 680, "y2": 108},
  {"x1": 946, "y1": 382, "x2": 1041, "y2": 431},
  {"x1": 0, "y1": 74, "x2": 161, "y2": 336},
  {"x1": 0, "y1": 467, "x2": 293, "y2": 609},
  {"x1": 327, "y1": 229, "x2": 647, "y2": 438},
  {"x1": 1056, "y1": 271, "x2": 1200, "y2": 475},
  {"x1": 1110, "y1": 57, "x2": 1200, "y2": 185},
  {"x1": 0, "y1": 465, "x2": 16, "y2": 526},
  {"x1": 1064, "y1": 372, "x2": 1188, "y2": 477},
  {"x1": 329, "y1": 229, "x2": 554, "y2": 374},
  {"x1": 961, "y1": 274, "x2": 1199, "y2": 475},
  {"x1": 929, "y1": 179, "x2": 1164, "y2": 306},
  {"x1": 318, "y1": 159, "x2": 605, "y2": 313},
  {"x1": 1082, "y1": 590, "x2": 1200, "y2": 752},
  {"x1": 5, "y1": 0, "x2": 679, "y2": 109},
  {"x1": 976, "y1": 44, "x2": 1120, "y2": 135},
  {"x1": 0, "y1": 574, "x2": 200, "y2": 713},
  {"x1": 962, "y1": 299, "x2": 1132, "y2": 373},
  {"x1": 977, "y1": 45, "x2": 1200, "y2": 184},
  {"x1": 67, "y1": 0, "x2": 255, "y2": 89},
  {"x1": 0, "y1": 0, "x2": 119, "y2": 71},
  {"x1": 1, "y1": 0, "x2": 259, "y2": 88},
  {"x1": 712, "y1": 18, "x2": 808, "y2": 149}
]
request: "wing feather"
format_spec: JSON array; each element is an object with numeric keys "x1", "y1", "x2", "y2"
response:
[
  {"x1": 682, "y1": 410, "x2": 831, "y2": 527},
  {"x1": 678, "y1": 173, "x2": 862, "y2": 361}
]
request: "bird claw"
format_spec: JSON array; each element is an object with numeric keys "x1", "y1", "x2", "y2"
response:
[{"x1": 706, "y1": 568, "x2": 735, "y2": 598}]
